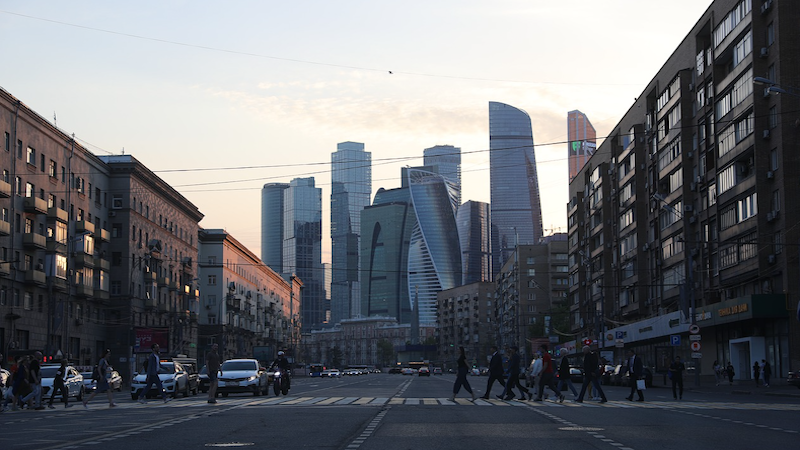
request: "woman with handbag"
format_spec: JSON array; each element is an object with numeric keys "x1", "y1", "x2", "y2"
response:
[{"x1": 82, "y1": 349, "x2": 117, "y2": 409}]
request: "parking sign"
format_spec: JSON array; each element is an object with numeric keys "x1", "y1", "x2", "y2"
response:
[{"x1": 670, "y1": 335, "x2": 681, "y2": 346}]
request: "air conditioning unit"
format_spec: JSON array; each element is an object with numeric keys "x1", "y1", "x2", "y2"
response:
[
  {"x1": 768, "y1": 254, "x2": 776, "y2": 264},
  {"x1": 760, "y1": 47, "x2": 769, "y2": 58},
  {"x1": 689, "y1": 216, "x2": 697, "y2": 224},
  {"x1": 763, "y1": 129, "x2": 771, "y2": 139},
  {"x1": 766, "y1": 212, "x2": 775, "y2": 222},
  {"x1": 695, "y1": 176, "x2": 702, "y2": 184},
  {"x1": 684, "y1": 205, "x2": 693, "y2": 212},
  {"x1": 642, "y1": 243, "x2": 650, "y2": 251},
  {"x1": 767, "y1": 171, "x2": 774, "y2": 179},
  {"x1": 688, "y1": 83, "x2": 695, "y2": 91}
]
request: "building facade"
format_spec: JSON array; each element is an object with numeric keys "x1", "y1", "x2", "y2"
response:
[
  {"x1": 567, "y1": 0, "x2": 799, "y2": 379},
  {"x1": 260, "y1": 182, "x2": 288, "y2": 273},
  {"x1": 423, "y1": 145, "x2": 461, "y2": 207},
  {"x1": 456, "y1": 200, "x2": 492, "y2": 285},
  {"x1": 567, "y1": 110, "x2": 597, "y2": 183},
  {"x1": 489, "y1": 101, "x2": 544, "y2": 277},
  {"x1": 330, "y1": 142, "x2": 371, "y2": 325},
  {"x1": 436, "y1": 282, "x2": 496, "y2": 370}
]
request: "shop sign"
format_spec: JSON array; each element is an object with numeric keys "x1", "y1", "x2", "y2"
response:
[{"x1": 718, "y1": 303, "x2": 749, "y2": 317}]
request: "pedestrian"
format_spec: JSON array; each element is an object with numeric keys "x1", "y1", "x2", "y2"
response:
[
  {"x1": 137, "y1": 344, "x2": 171, "y2": 404},
  {"x1": 20, "y1": 352, "x2": 44, "y2": 410},
  {"x1": 1, "y1": 356, "x2": 28, "y2": 412},
  {"x1": 480, "y1": 346, "x2": 506, "y2": 399},
  {"x1": 752, "y1": 361, "x2": 760, "y2": 386},
  {"x1": 623, "y1": 349, "x2": 644, "y2": 402},
  {"x1": 47, "y1": 359, "x2": 73, "y2": 409},
  {"x1": 713, "y1": 360, "x2": 723, "y2": 386},
  {"x1": 556, "y1": 356, "x2": 579, "y2": 400},
  {"x1": 83, "y1": 349, "x2": 117, "y2": 408},
  {"x1": 500, "y1": 346, "x2": 530, "y2": 401},
  {"x1": 450, "y1": 347, "x2": 476, "y2": 401},
  {"x1": 528, "y1": 353, "x2": 548, "y2": 400},
  {"x1": 534, "y1": 344, "x2": 563, "y2": 402},
  {"x1": 762, "y1": 359, "x2": 771, "y2": 387},
  {"x1": 576, "y1": 346, "x2": 607, "y2": 403},
  {"x1": 726, "y1": 362, "x2": 735, "y2": 384},
  {"x1": 668, "y1": 356, "x2": 686, "y2": 400},
  {"x1": 207, "y1": 343, "x2": 222, "y2": 403}
]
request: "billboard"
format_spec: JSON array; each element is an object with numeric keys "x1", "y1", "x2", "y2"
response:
[{"x1": 134, "y1": 327, "x2": 169, "y2": 354}]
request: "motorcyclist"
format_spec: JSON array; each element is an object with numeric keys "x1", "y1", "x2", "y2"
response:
[{"x1": 270, "y1": 351, "x2": 291, "y2": 391}]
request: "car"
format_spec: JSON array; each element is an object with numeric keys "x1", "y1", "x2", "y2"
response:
[
  {"x1": 40, "y1": 365, "x2": 85, "y2": 401},
  {"x1": 321, "y1": 369, "x2": 341, "y2": 378},
  {"x1": 198, "y1": 365, "x2": 211, "y2": 393},
  {"x1": 601, "y1": 365, "x2": 617, "y2": 385},
  {"x1": 418, "y1": 367, "x2": 430, "y2": 376},
  {"x1": 401, "y1": 367, "x2": 415, "y2": 375},
  {"x1": 130, "y1": 361, "x2": 190, "y2": 400},
  {"x1": 343, "y1": 369, "x2": 361, "y2": 376},
  {"x1": 787, "y1": 371, "x2": 800, "y2": 389},
  {"x1": 432, "y1": 367, "x2": 443, "y2": 375},
  {"x1": 216, "y1": 359, "x2": 268, "y2": 396},
  {"x1": 608, "y1": 365, "x2": 625, "y2": 386},
  {"x1": 388, "y1": 367, "x2": 402, "y2": 374},
  {"x1": 0, "y1": 368, "x2": 10, "y2": 390},
  {"x1": 175, "y1": 361, "x2": 200, "y2": 395},
  {"x1": 81, "y1": 368, "x2": 123, "y2": 393}
]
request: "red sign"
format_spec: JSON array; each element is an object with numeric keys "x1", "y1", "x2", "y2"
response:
[
  {"x1": 690, "y1": 341, "x2": 701, "y2": 352},
  {"x1": 134, "y1": 328, "x2": 169, "y2": 354}
]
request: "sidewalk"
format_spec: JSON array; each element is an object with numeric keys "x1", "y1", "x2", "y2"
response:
[{"x1": 651, "y1": 376, "x2": 800, "y2": 399}]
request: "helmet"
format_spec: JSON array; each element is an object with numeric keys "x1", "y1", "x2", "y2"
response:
[{"x1": 278, "y1": 351, "x2": 285, "y2": 356}]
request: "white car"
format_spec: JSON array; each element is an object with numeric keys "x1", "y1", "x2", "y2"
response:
[
  {"x1": 130, "y1": 361, "x2": 190, "y2": 400},
  {"x1": 40, "y1": 365, "x2": 85, "y2": 402},
  {"x1": 321, "y1": 369, "x2": 341, "y2": 378},
  {"x1": 216, "y1": 359, "x2": 268, "y2": 397}
]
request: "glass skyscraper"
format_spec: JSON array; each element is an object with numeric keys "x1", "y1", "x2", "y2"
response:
[
  {"x1": 423, "y1": 145, "x2": 461, "y2": 207},
  {"x1": 407, "y1": 168, "x2": 462, "y2": 325},
  {"x1": 283, "y1": 177, "x2": 325, "y2": 330},
  {"x1": 489, "y1": 101, "x2": 543, "y2": 276},
  {"x1": 456, "y1": 200, "x2": 492, "y2": 285},
  {"x1": 261, "y1": 183, "x2": 289, "y2": 273},
  {"x1": 568, "y1": 110, "x2": 596, "y2": 183},
  {"x1": 330, "y1": 141, "x2": 372, "y2": 324}
]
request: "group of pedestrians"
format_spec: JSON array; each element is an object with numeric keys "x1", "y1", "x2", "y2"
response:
[{"x1": 1, "y1": 351, "x2": 45, "y2": 411}]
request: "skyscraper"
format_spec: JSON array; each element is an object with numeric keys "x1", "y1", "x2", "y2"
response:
[
  {"x1": 330, "y1": 141, "x2": 372, "y2": 324},
  {"x1": 567, "y1": 110, "x2": 597, "y2": 183},
  {"x1": 283, "y1": 177, "x2": 325, "y2": 330},
  {"x1": 456, "y1": 200, "x2": 492, "y2": 285},
  {"x1": 261, "y1": 183, "x2": 289, "y2": 272},
  {"x1": 407, "y1": 167, "x2": 462, "y2": 325},
  {"x1": 423, "y1": 145, "x2": 461, "y2": 206},
  {"x1": 489, "y1": 101, "x2": 543, "y2": 275}
]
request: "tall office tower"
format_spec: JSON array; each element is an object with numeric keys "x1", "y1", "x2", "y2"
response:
[
  {"x1": 407, "y1": 168, "x2": 462, "y2": 325},
  {"x1": 423, "y1": 145, "x2": 462, "y2": 206},
  {"x1": 330, "y1": 142, "x2": 372, "y2": 324},
  {"x1": 360, "y1": 186, "x2": 415, "y2": 323},
  {"x1": 567, "y1": 110, "x2": 597, "y2": 183},
  {"x1": 261, "y1": 183, "x2": 289, "y2": 272},
  {"x1": 283, "y1": 177, "x2": 325, "y2": 330},
  {"x1": 489, "y1": 101, "x2": 543, "y2": 276},
  {"x1": 456, "y1": 200, "x2": 492, "y2": 284}
]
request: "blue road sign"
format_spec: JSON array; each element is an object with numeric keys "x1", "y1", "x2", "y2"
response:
[
  {"x1": 616, "y1": 331, "x2": 624, "y2": 339},
  {"x1": 670, "y1": 335, "x2": 681, "y2": 346}
]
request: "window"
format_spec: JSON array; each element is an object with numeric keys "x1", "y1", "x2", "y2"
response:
[
  {"x1": 713, "y1": 0, "x2": 753, "y2": 48},
  {"x1": 732, "y1": 30, "x2": 752, "y2": 69},
  {"x1": 738, "y1": 193, "x2": 757, "y2": 221},
  {"x1": 620, "y1": 208, "x2": 634, "y2": 229},
  {"x1": 526, "y1": 257, "x2": 535, "y2": 264},
  {"x1": 49, "y1": 160, "x2": 57, "y2": 178},
  {"x1": 771, "y1": 190, "x2": 780, "y2": 212},
  {"x1": 3, "y1": 132, "x2": 8, "y2": 152},
  {"x1": 739, "y1": 232, "x2": 758, "y2": 262},
  {"x1": 207, "y1": 295, "x2": 217, "y2": 306},
  {"x1": 112, "y1": 195, "x2": 123, "y2": 209},
  {"x1": 669, "y1": 168, "x2": 683, "y2": 193},
  {"x1": 527, "y1": 268, "x2": 536, "y2": 276},
  {"x1": 25, "y1": 182, "x2": 34, "y2": 198},
  {"x1": 55, "y1": 254, "x2": 67, "y2": 279},
  {"x1": 662, "y1": 235, "x2": 685, "y2": 260},
  {"x1": 208, "y1": 274, "x2": 217, "y2": 286},
  {"x1": 26, "y1": 146, "x2": 35, "y2": 165},
  {"x1": 770, "y1": 148, "x2": 778, "y2": 171},
  {"x1": 767, "y1": 21, "x2": 774, "y2": 46}
]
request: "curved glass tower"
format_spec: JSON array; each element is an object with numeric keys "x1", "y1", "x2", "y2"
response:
[
  {"x1": 407, "y1": 168, "x2": 462, "y2": 325},
  {"x1": 489, "y1": 101, "x2": 543, "y2": 276}
]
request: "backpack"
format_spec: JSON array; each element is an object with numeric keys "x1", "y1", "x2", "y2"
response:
[{"x1": 91, "y1": 364, "x2": 102, "y2": 381}]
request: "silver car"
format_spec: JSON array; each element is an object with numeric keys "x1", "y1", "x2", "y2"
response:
[
  {"x1": 130, "y1": 361, "x2": 190, "y2": 399},
  {"x1": 41, "y1": 365, "x2": 85, "y2": 402},
  {"x1": 217, "y1": 359, "x2": 268, "y2": 396}
]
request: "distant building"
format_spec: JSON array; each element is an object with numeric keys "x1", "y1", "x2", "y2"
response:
[
  {"x1": 489, "y1": 101, "x2": 543, "y2": 277},
  {"x1": 456, "y1": 200, "x2": 492, "y2": 284},
  {"x1": 436, "y1": 282, "x2": 496, "y2": 370},
  {"x1": 260, "y1": 183, "x2": 288, "y2": 273},
  {"x1": 423, "y1": 145, "x2": 461, "y2": 206},
  {"x1": 330, "y1": 142, "x2": 371, "y2": 325},
  {"x1": 567, "y1": 110, "x2": 596, "y2": 183}
]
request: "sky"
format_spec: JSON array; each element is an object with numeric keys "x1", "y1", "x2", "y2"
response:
[{"x1": 0, "y1": 1, "x2": 714, "y2": 262}]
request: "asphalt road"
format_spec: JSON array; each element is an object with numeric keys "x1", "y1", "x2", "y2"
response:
[{"x1": 2, "y1": 373, "x2": 798, "y2": 450}]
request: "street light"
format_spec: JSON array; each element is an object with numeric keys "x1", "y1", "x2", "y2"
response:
[{"x1": 754, "y1": 77, "x2": 800, "y2": 98}]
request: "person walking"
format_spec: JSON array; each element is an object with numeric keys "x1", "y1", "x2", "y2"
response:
[
  {"x1": 20, "y1": 352, "x2": 44, "y2": 410},
  {"x1": 1, "y1": 356, "x2": 29, "y2": 411},
  {"x1": 207, "y1": 343, "x2": 222, "y2": 403},
  {"x1": 624, "y1": 349, "x2": 644, "y2": 402},
  {"x1": 481, "y1": 346, "x2": 506, "y2": 399},
  {"x1": 752, "y1": 361, "x2": 760, "y2": 387},
  {"x1": 726, "y1": 362, "x2": 735, "y2": 385},
  {"x1": 47, "y1": 360, "x2": 73, "y2": 409},
  {"x1": 713, "y1": 360, "x2": 723, "y2": 386},
  {"x1": 577, "y1": 346, "x2": 607, "y2": 403},
  {"x1": 137, "y1": 344, "x2": 171, "y2": 404},
  {"x1": 83, "y1": 349, "x2": 116, "y2": 408},
  {"x1": 762, "y1": 359, "x2": 771, "y2": 387},
  {"x1": 668, "y1": 356, "x2": 686, "y2": 400},
  {"x1": 534, "y1": 344, "x2": 563, "y2": 402},
  {"x1": 450, "y1": 347, "x2": 476, "y2": 401},
  {"x1": 528, "y1": 353, "x2": 548, "y2": 400},
  {"x1": 501, "y1": 346, "x2": 530, "y2": 401},
  {"x1": 556, "y1": 356, "x2": 579, "y2": 400}
]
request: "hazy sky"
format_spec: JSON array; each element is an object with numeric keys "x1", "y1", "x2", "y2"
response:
[{"x1": 0, "y1": 1, "x2": 713, "y2": 262}]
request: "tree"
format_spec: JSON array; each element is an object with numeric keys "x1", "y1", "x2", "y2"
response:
[
  {"x1": 377, "y1": 339, "x2": 394, "y2": 367},
  {"x1": 330, "y1": 346, "x2": 343, "y2": 368}
]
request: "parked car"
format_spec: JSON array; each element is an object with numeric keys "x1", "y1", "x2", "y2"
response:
[
  {"x1": 343, "y1": 369, "x2": 361, "y2": 376},
  {"x1": 388, "y1": 367, "x2": 402, "y2": 374},
  {"x1": 432, "y1": 367, "x2": 443, "y2": 375},
  {"x1": 198, "y1": 365, "x2": 211, "y2": 393},
  {"x1": 217, "y1": 359, "x2": 268, "y2": 397},
  {"x1": 41, "y1": 365, "x2": 85, "y2": 401},
  {"x1": 177, "y1": 361, "x2": 200, "y2": 395},
  {"x1": 418, "y1": 367, "x2": 430, "y2": 377},
  {"x1": 321, "y1": 369, "x2": 341, "y2": 378},
  {"x1": 130, "y1": 361, "x2": 190, "y2": 399},
  {"x1": 601, "y1": 365, "x2": 617, "y2": 385},
  {"x1": 787, "y1": 371, "x2": 800, "y2": 389}
]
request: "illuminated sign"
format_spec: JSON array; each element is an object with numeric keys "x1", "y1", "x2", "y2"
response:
[{"x1": 718, "y1": 303, "x2": 749, "y2": 317}]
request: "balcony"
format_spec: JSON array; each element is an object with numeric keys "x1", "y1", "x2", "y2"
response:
[
  {"x1": 75, "y1": 284, "x2": 93, "y2": 298},
  {"x1": 190, "y1": 312, "x2": 198, "y2": 322},
  {"x1": 48, "y1": 276, "x2": 68, "y2": 292},
  {"x1": 0, "y1": 221, "x2": 9, "y2": 236},
  {"x1": 145, "y1": 298, "x2": 156, "y2": 309},
  {"x1": 168, "y1": 280, "x2": 180, "y2": 291},
  {"x1": 75, "y1": 220, "x2": 95, "y2": 234},
  {"x1": 157, "y1": 276, "x2": 169, "y2": 287},
  {"x1": 24, "y1": 269, "x2": 47, "y2": 286},
  {"x1": 98, "y1": 229, "x2": 111, "y2": 242},
  {"x1": 72, "y1": 252, "x2": 95, "y2": 268},
  {"x1": 93, "y1": 289, "x2": 110, "y2": 303},
  {"x1": 144, "y1": 271, "x2": 156, "y2": 283},
  {"x1": 93, "y1": 257, "x2": 111, "y2": 272},
  {"x1": 46, "y1": 239, "x2": 67, "y2": 253},
  {"x1": 0, "y1": 262, "x2": 10, "y2": 277},
  {"x1": 47, "y1": 207, "x2": 68, "y2": 223},
  {"x1": 23, "y1": 232, "x2": 46, "y2": 249},
  {"x1": 23, "y1": 196, "x2": 47, "y2": 214},
  {"x1": 0, "y1": 179, "x2": 10, "y2": 198}
]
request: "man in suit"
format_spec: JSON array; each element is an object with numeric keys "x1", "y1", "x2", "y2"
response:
[
  {"x1": 625, "y1": 349, "x2": 645, "y2": 401},
  {"x1": 576, "y1": 345, "x2": 607, "y2": 403},
  {"x1": 481, "y1": 346, "x2": 506, "y2": 399},
  {"x1": 501, "y1": 346, "x2": 530, "y2": 400}
]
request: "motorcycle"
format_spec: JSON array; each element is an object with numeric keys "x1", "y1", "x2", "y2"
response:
[{"x1": 271, "y1": 367, "x2": 291, "y2": 396}]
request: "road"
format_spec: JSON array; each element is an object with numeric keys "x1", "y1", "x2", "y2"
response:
[{"x1": 2, "y1": 373, "x2": 798, "y2": 450}]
